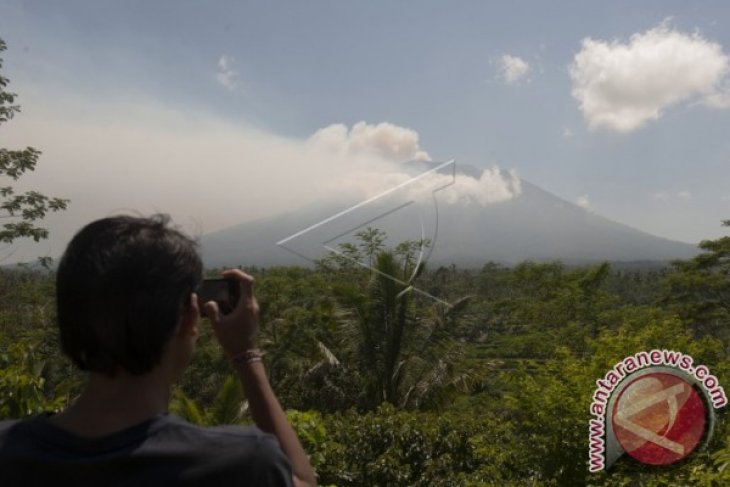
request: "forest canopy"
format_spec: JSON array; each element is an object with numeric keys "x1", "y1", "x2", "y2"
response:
[{"x1": 2, "y1": 223, "x2": 729, "y2": 485}]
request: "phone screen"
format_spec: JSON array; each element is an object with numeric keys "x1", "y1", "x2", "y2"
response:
[{"x1": 196, "y1": 279, "x2": 240, "y2": 317}]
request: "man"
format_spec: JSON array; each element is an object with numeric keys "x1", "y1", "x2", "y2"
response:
[{"x1": 0, "y1": 215, "x2": 317, "y2": 486}]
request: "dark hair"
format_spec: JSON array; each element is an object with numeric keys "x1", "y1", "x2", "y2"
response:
[{"x1": 56, "y1": 215, "x2": 203, "y2": 377}]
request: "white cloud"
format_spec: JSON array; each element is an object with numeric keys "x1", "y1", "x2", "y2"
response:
[
  {"x1": 499, "y1": 54, "x2": 530, "y2": 84},
  {"x1": 307, "y1": 121, "x2": 431, "y2": 162},
  {"x1": 576, "y1": 195, "x2": 591, "y2": 209},
  {"x1": 652, "y1": 190, "x2": 691, "y2": 202},
  {"x1": 216, "y1": 55, "x2": 238, "y2": 90},
  {"x1": 570, "y1": 22, "x2": 730, "y2": 133}
]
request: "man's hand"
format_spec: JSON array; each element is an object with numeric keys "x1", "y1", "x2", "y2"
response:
[
  {"x1": 203, "y1": 269, "x2": 259, "y2": 358},
  {"x1": 204, "y1": 269, "x2": 317, "y2": 486}
]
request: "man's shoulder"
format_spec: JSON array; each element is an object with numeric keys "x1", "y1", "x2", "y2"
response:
[
  {"x1": 0, "y1": 418, "x2": 27, "y2": 443},
  {"x1": 0, "y1": 419, "x2": 19, "y2": 438},
  {"x1": 0, "y1": 419, "x2": 18, "y2": 431},
  {"x1": 154, "y1": 415, "x2": 289, "y2": 462},
  {"x1": 0, "y1": 416, "x2": 45, "y2": 460},
  {"x1": 153, "y1": 415, "x2": 293, "y2": 484},
  {"x1": 158, "y1": 414, "x2": 272, "y2": 445},
  {"x1": 0, "y1": 414, "x2": 293, "y2": 486}
]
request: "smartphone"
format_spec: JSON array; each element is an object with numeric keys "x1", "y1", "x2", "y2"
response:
[{"x1": 196, "y1": 278, "x2": 240, "y2": 317}]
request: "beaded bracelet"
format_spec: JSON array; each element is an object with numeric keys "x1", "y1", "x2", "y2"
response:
[{"x1": 231, "y1": 349, "x2": 264, "y2": 366}]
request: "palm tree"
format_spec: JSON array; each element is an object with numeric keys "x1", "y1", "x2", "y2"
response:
[
  {"x1": 355, "y1": 227, "x2": 387, "y2": 269},
  {"x1": 171, "y1": 375, "x2": 245, "y2": 426},
  {"x1": 330, "y1": 238, "x2": 478, "y2": 410}
]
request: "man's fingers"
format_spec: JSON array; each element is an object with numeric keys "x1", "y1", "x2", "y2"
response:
[
  {"x1": 209, "y1": 270, "x2": 260, "y2": 357},
  {"x1": 221, "y1": 270, "x2": 256, "y2": 314},
  {"x1": 221, "y1": 269, "x2": 253, "y2": 281},
  {"x1": 204, "y1": 301, "x2": 221, "y2": 324},
  {"x1": 221, "y1": 269, "x2": 255, "y2": 295}
]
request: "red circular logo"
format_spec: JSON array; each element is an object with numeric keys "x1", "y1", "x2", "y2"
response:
[{"x1": 612, "y1": 372, "x2": 707, "y2": 465}]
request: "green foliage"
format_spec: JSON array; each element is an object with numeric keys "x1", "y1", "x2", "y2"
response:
[
  {"x1": 661, "y1": 220, "x2": 730, "y2": 339},
  {"x1": 293, "y1": 404, "x2": 523, "y2": 486},
  {"x1": 319, "y1": 231, "x2": 476, "y2": 410},
  {"x1": 0, "y1": 38, "x2": 69, "y2": 245},
  {"x1": 3, "y1": 222, "x2": 730, "y2": 484},
  {"x1": 0, "y1": 269, "x2": 81, "y2": 420},
  {"x1": 209, "y1": 375, "x2": 245, "y2": 424},
  {"x1": 252, "y1": 267, "x2": 354, "y2": 411},
  {"x1": 0, "y1": 340, "x2": 71, "y2": 418},
  {"x1": 170, "y1": 374, "x2": 244, "y2": 426},
  {"x1": 355, "y1": 226, "x2": 387, "y2": 268},
  {"x1": 0, "y1": 341, "x2": 50, "y2": 418},
  {"x1": 0, "y1": 38, "x2": 19, "y2": 124},
  {"x1": 175, "y1": 321, "x2": 230, "y2": 409},
  {"x1": 473, "y1": 261, "x2": 620, "y2": 361},
  {"x1": 170, "y1": 388, "x2": 206, "y2": 425},
  {"x1": 503, "y1": 348, "x2": 591, "y2": 484},
  {"x1": 287, "y1": 410, "x2": 329, "y2": 472}
]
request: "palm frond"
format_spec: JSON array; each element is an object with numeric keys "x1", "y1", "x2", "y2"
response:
[
  {"x1": 170, "y1": 388, "x2": 206, "y2": 425},
  {"x1": 445, "y1": 294, "x2": 475, "y2": 317},
  {"x1": 316, "y1": 340, "x2": 340, "y2": 366},
  {"x1": 209, "y1": 375, "x2": 244, "y2": 425}
]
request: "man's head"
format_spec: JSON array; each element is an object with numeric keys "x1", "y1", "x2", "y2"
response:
[{"x1": 56, "y1": 215, "x2": 203, "y2": 378}]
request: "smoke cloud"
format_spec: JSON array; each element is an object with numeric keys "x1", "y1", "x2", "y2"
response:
[{"x1": 3, "y1": 91, "x2": 521, "y2": 262}]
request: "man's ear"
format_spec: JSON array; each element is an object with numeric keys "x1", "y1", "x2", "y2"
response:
[{"x1": 179, "y1": 293, "x2": 199, "y2": 338}]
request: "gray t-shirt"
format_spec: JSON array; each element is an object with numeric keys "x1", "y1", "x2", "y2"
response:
[{"x1": 0, "y1": 413, "x2": 293, "y2": 486}]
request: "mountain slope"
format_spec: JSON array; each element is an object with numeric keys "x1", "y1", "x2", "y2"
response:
[{"x1": 201, "y1": 164, "x2": 698, "y2": 269}]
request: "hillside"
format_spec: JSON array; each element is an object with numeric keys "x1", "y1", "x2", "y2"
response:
[{"x1": 201, "y1": 162, "x2": 698, "y2": 269}]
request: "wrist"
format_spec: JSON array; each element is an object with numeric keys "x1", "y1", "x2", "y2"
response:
[{"x1": 231, "y1": 348, "x2": 264, "y2": 367}]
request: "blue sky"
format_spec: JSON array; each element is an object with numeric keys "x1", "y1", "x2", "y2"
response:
[{"x1": 1, "y1": 1, "x2": 730, "y2": 261}]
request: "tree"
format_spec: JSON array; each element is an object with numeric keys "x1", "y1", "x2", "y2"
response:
[
  {"x1": 355, "y1": 226, "x2": 387, "y2": 268},
  {"x1": 170, "y1": 375, "x2": 245, "y2": 426},
  {"x1": 326, "y1": 231, "x2": 476, "y2": 410},
  {"x1": 661, "y1": 219, "x2": 730, "y2": 339},
  {"x1": 0, "y1": 38, "x2": 68, "y2": 245}
]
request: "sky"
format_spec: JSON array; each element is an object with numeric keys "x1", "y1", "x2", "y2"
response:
[{"x1": 1, "y1": 0, "x2": 729, "y2": 263}]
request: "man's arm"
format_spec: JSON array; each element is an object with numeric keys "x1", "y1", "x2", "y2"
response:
[
  {"x1": 204, "y1": 269, "x2": 317, "y2": 487},
  {"x1": 235, "y1": 360, "x2": 315, "y2": 487}
]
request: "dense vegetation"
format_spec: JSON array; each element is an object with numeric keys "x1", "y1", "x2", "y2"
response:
[{"x1": 2, "y1": 222, "x2": 730, "y2": 486}]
